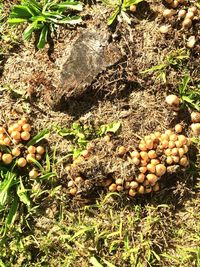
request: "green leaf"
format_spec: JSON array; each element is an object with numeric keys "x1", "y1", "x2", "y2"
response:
[
  {"x1": 89, "y1": 257, "x2": 103, "y2": 267},
  {"x1": 123, "y1": 0, "x2": 144, "y2": 8},
  {"x1": 23, "y1": 23, "x2": 36, "y2": 40},
  {"x1": 10, "y1": 5, "x2": 34, "y2": 18},
  {"x1": 107, "y1": 6, "x2": 120, "y2": 25},
  {"x1": 5, "y1": 195, "x2": 19, "y2": 228},
  {"x1": 28, "y1": 157, "x2": 44, "y2": 173},
  {"x1": 7, "y1": 18, "x2": 27, "y2": 24},
  {"x1": 0, "y1": 172, "x2": 17, "y2": 208},
  {"x1": 55, "y1": 2, "x2": 83, "y2": 11},
  {"x1": 178, "y1": 75, "x2": 190, "y2": 95},
  {"x1": 59, "y1": 16, "x2": 82, "y2": 24},
  {"x1": 37, "y1": 24, "x2": 49, "y2": 49},
  {"x1": 0, "y1": 259, "x2": 6, "y2": 267},
  {"x1": 17, "y1": 177, "x2": 31, "y2": 207},
  {"x1": 98, "y1": 122, "x2": 121, "y2": 136},
  {"x1": 39, "y1": 172, "x2": 56, "y2": 180},
  {"x1": 27, "y1": 128, "x2": 49, "y2": 146},
  {"x1": 141, "y1": 64, "x2": 166, "y2": 74}
]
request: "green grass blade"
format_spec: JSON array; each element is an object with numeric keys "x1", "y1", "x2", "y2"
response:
[
  {"x1": 27, "y1": 128, "x2": 49, "y2": 146},
  {"x1": 4, "y1": 194, "x2": 19, "y2": 230},
  {"x1": 28, "y1": 157, "x2": 45, "y2": 172},
  {"x1": 89, "y1": 257, "x2": 103, "y2": 267}
]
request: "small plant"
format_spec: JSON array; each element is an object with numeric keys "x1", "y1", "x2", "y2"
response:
[
  {"x1": 7, "y1": 0, "x2": 83, "y2": 49},
  {"x1": 178, "y1": 75, "x2": 200, "y2": 112},
  {"x1": 101, "y1": 0, "x2": 144, "y2": 25},
  {"x1": 56, "y1": 121, "x2": 121, "y2": 159},
  {"x1": 141, "y1": 49, "x2": 190, "y2": 83}
]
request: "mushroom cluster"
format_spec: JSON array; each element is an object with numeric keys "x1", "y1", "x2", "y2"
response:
[
  {"x1": 160, "y1": 1, "x2": 199, "y2": 41},
  {"x1": 107, "y1": 125, "x2": 190, "y2": 197},
  {"x1": 0, "y1": 118, "x2": 46, "y2": 179},
  {"x1": 67, "y1": 125, "x2": 191, "y2": 197}
]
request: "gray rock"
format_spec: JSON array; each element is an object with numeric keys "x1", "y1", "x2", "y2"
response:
[{"x1": 51, "y1": 29, "x2": 122, "y2": 109}]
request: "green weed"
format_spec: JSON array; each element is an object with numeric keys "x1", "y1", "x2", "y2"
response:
[
  {"x1": 101, "y1": 0, "x2": 144, "y2": 25},
  {"x1": 8, "y1": 0, "x2": 83, "y2": 49},
  {"x1": 178, "y1": 75, "x2": 200, "y2": 111},
  {"x1": 56, "y1": 121, "x2": 121, "y2": 159},
  {"x1": 141, "y1": 49, "x2": 190, "y2": 83}
]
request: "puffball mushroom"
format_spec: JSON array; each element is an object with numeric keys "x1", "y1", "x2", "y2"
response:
[
  {"x1": 109, "y1": 183, "x2": 117, "y2": 192},
  {"x1": 178, "y1": 9, "x2": 186, "y2": 19},
  {"x1": 171, "y1": 0, "x2": 179, "y2": 8},
  {"x1": 187, "y1": 36, "x2": 196, "y2": 48},
  {"x1": 163, "y1": 9, "x2": 174, "y2": 18},
  {"x1": 130, "y1": 5, "x2": 136, "y2": 12},
  {"x1": 12, "y1": 147, "x2": 21, "y2": 157},
  {"x1": 191, "y1": 123, "x2": 200, "y2": 135},
  {"x1": 21, "y1": 131, "x2": 30, "y2": 141},
  {"x1": 182, "y1": 18, "x2": 192, "y2": 28},
  {"x1": 2, "y1": 154, "x2": 13, "y2": 164},
  {"x1": 165, "y1": 95, "x2": 180, "y2": 109},
  {"x1": 69, "y1": 188, "x2": 77, "y2": 196},
  {"x1": 117, "y1": 146, "x2": 127, "y2": 156},
  {"x1": 191, "y1": 112, "x2": 200, "y2": 123},
  {"x1": 159, "y1": 25, "x2": 171, "y2": 34},
  {"x1": 185, "y1": 11, "x2": 195, "y2": 20},
  {"x1": 155, "y1": 164, "x2": 167, "y2": 176},
  {"x1": 18, "y1": 157, "x2": 27, "y2": 167},
  {"x1": 29, "y1": 169, "x2": 39, "y2": 179},
  {"x1": 175, "y1": 124, "x2": 183, "y2": 133}
]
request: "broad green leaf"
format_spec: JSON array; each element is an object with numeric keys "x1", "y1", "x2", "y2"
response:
[
  {"x1": 37, "y1": 24, "x2": 48, "y2": 49},
  {"x1": 27, "y1": 128, "x2": 49, "y2": 146},
  {"x1": 107, "y1": 6, "x2": 120, "y2": 25},
  {"x1": 7, "y1": 18, "x2": 27, "y2": 24},
  {"x1": 10, "y1": 5, "x2": 34, "y2": 18},
  {"x1": 89, "y1": 257, "x2": 103, "y2": 267}
]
